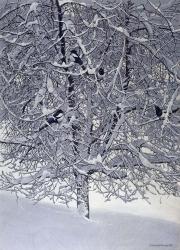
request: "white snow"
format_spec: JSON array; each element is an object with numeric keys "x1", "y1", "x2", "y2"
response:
[
  {"x1": 86, "y1": 154, "x2": 102, "y2": 164},
  {"x1": 28, "y1": 2, "x2": 39, "y2": 14},
  {"x1": 47, "y1": 77, "x2": 54, "y2": 94},
  {"x1": 84, "y1": 14, "x2": 99, "y2": 28},
  {"x1": 33, "y1": 87, "x2": 46, "y2": 108},
  {"x1": 58, "y1": 0, "x2": 73, "y2": 6},
  {"x1": 58, "y1": 0, "x2": 87, "y2": 7},
  {"x1": 140, "y1": 12, "x2": 153, "y2": 36},
  {"x1": 87, "y1": 67, "x2": 96, "y2": 75},
  {"x1": 64, "y1": 19, "x2": 76, "y2": 32},
  {"x1": 109, "y1": 23, "x2": 148, "y2": 43},
  {"x1": 26, "y1": 20, "x2": 38, "y2": 27},
  {"x1": 39, "y1": 170, "x2": 51, "y2": 181},
  {"x1": 176, "y1": 94, "x2": 180, "y2": 102},
  {"x1": 0, "y1": 192, "x2": 179, "y2": 250}
]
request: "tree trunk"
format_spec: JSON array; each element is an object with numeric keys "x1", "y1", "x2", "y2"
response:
[
  {"x1": 124, "y1": 1, "x2": 132, "y2": 91},
  {"x1": 76, "y1": 174, "x2": 89, "y2": 219},
  {"x1": 55, "y1": 1, "x2": 89, "y2": 218}
]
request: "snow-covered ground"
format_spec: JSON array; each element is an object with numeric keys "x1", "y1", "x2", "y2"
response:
[
  {"x1": 89, "y1": 191, "x2": 180, "y2": 224},
  {"x1": 0, "y1": 192, "x2": 179, "y2": 250}
]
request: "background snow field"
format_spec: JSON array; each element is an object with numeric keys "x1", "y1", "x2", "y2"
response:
[{"x1": 0, "y1": 193, "x2": 179, "y2": 250}]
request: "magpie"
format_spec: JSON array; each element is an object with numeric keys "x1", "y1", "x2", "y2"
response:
[
  {"x1": 98, "y1": 67, "x2": 104, "y2": 76},
  {"x1": 46, "y1": 116, "x2": 58, "y2": 124},
  {"x1": 97, "y1": 67, "x2": 105, "y2": 81},
  {"x1": 39, "y1": 109, "x2": 64, "y2": 131},
  {"x1": 70, "y1": 50, "x2": 83, "y2": 65},
  {"x1": 155, "y1": 105, "x2": 163, "y2": 117}
]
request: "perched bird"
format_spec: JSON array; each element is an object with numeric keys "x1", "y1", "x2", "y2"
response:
[
  {"x1": 46, "y1": 116, "x2": 58, "y2": 124},
  {"x1": 98, "y1": 67, "x2": 104, "y2": 76},
  {"x1": 97, "y1": 67, "x2": 105, "y2": 80},
  {"x1": 70, "y1": 50, "x2": 83, "y2": 65},
  {"x1": 46, "y1": 109, "x2": 64, "y2": 124},
  {"x1": 71, "y1": 49, "x2": 79, "y2": 57},
  {"x1": 123, "y1": 83, "x2": 128, "y2": 91},
  {"x1": 155, "y1": 105, "x2": 163, "y2": 117},
  {"x1": 39, "y1": 109, "x2": 64, "y2": 132},
  {"x1": 53, "y1": 109, "x2": 63, "y2": 118}
]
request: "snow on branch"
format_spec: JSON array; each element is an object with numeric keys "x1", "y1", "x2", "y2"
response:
[{"x1": 0, "y1": 0, "x2": 179, "y2": 214}]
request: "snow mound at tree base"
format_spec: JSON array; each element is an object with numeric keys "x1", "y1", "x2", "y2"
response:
[{"x1": 0, "y1": 192, "x2": 179, "y2": 250}]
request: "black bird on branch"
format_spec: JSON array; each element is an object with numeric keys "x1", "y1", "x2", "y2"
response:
[
  {"x1": 70, "y1": 50, "x2": 82, "y2": 65},
  {"x1": 70, "y1": 49, "x2": 87, "y2": 71},
  {"x1": 97, "y1": 67, "x2": 105, "y2": 81},
  {"x1": 98, "y1": 67, "x2": 104, "y2": 76},
  {"x1": 154, "y1": 105, "x2": 180, "y2": 119},
  {"x1": 39, "y1": 109, "x2": 64, "y2": 131},
  {"x1": 46, "y1": 116, "x2": 58, "y2": 124},
  {"x1": 155, "y1": 105, "x2": 163, "y2": 117}
]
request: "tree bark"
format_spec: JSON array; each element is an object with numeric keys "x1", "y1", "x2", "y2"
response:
[
  {"x1": 124, "y1": 1, "x2": 132, "y2": 91},
  {"x1": 75, "y1": 173, "x2": 89, "y2": 219},
  {"x1": 55, "y1": 0, "x2": 89, "y2": 218}
]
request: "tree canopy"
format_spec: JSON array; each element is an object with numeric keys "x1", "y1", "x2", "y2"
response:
[{"x1": 0, "y1": 0, "x2": 180, "y2": 218}]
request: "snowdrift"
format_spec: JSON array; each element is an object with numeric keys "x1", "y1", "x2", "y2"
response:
[{"x1": 0, "y1": 192, "x2": 179, "y2": 250}]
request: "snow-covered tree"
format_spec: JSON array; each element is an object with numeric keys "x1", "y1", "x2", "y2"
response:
[{"x1": 0, "y1": 0, "x2": 180, "y2": 218}]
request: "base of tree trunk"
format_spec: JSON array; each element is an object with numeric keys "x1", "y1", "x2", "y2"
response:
[{"x1": 76, "y1": 174, "x2": 89, "y2": 219}]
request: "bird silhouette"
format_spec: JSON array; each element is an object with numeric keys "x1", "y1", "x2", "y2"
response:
[
  {"x1": 97, "y1": 67, "x2": 105, "y2": 81},
  {"x1": 70, "y1": 50, "x2": 83, "y2": 65},
  {"x1": 155, "y1": 105, "x2": 163, "y2": 117},
  {"x1": 39, "y1": 109, "x2": 64, "y2": 131},
  {"x1": 46, "y1": 116, "x2": 58, "y2": 124},
  {"x1": 98, "y1": 67, "x2": 104, "y2": 76}
]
